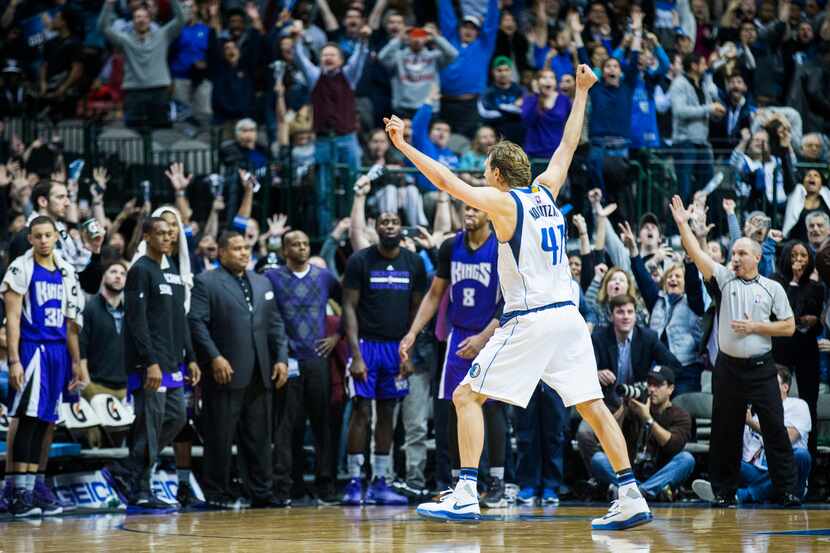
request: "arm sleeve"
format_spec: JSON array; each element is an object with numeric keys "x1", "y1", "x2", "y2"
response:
[
  {"x1": 124, "y1": 264, "x2": 160, "y2": 368},
  {"x1": 623, "y1": 50, "x2": 639, "y2": 84},
  {"x1": 342, "y1": 253, "x2": 364, "y2": 291},
  {"x1": 433, "y1": 35, "x2": 459, "y2": 68},
  {"x1": 436, "y1": 237, "x2": 454, "y2": 280},
  {"x1": 79, "y1": 305, "x2": 92, "y2": 359},
  {"x1": 711, "y1": 263, "x2": 732, "y2": 288},
  {"x1": 268, "y1": 294, "x2": 289, "y2": 365},
  {"x1": 631, "y1": 255, "x2": 659, "y2": 311},
  {"x1": 481, "y1": 0, "x2": 500, "y2": 53},
  {"x1": 326, "y1": 269, "x2": 343, "y2": 305},
  {"x1": 438, "y1": 0, "x2": 458, "y2": 41},
  {"x1": 685, "y1": 261, "x2": 706, "y2": 316},
  {"x1": 651, "y1": 45, "x2": 670, "y2": 78},
  {"x1": 294, "y1": 39, "x2": 321, "y2": 89},
  {"x1": 580, "y1": 253, "x2": 594, "y2": 292},
  {"x1": 343, "y1": 41, "x2": 368, "y2": 89},
  {"x1": 187, "y1": 277, "x2": 221, "y2": 360},
  {"x1": 660, "y1": 409, "x2": 692, "y2": 457},
  {"x1": 319, "y1": 235, "x2": 342, "y2": 280},
  {"x1": 411, "y1": 103, "x2": 433, "y2": 151},
  {"x1": 412, "y1": 254, "x2": 428, "y2": 294},
  {"x1": 577, "y1": 46, "x2": 590, "y2": 66},
  {"x1": 603, "y1": 218, "x2": 633, "y2": 272},
  {"x1": 163, "y1": 0, "x2": 186, "y2": 42},
  {"x1": 759, "y1": 238, "x2": 777, "y2": 278},
  {"x1": 727, "y1": 211, "x2": 742, "y2": 246},
  {"x1": 97, "y1": 2, "x2": 126, "y2": 47},
  {"x1": 771, "y1": 281, "x2": 794, "y2": 320},
  {"x1": 377, "y1": 37, "x2": 401, "y2": 70}
]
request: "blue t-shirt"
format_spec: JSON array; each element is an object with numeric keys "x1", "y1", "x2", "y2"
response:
[{"x1": 170, "y1": 23, "x2": 210, "y2": 79}]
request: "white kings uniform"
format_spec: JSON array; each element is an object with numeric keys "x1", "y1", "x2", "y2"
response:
[{"x1": 459, "y1": 182, "x2": 603, "y2": 408}]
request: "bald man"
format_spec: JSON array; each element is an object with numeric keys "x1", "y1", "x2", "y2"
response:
[{"x1": 669, "y1": 196, "x2": 800, "y2": 507}]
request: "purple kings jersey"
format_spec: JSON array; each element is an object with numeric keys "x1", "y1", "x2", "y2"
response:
[
  {"x1": 22, "y1": 263, "x2": 67, "y2": 343},
  {"x1": 449, "y1": 231, "x2": 500, "y2": 332}
]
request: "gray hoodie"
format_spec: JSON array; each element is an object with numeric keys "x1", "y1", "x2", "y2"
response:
[
  {"x1": 669, "y1": 72, "x2": 719, "y2": 144},
  {"x1": 378, "y1": 36, "x2": 458, "y2": 111}
]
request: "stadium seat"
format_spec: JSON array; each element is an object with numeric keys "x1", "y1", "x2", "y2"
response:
[{"x1": 673, "y1": 392, "x2": 713, "y2": 454}]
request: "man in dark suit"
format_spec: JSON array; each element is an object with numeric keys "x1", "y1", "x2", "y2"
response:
[
  {"x1": 188, "y1": 230, "x2": 289, "y2": 507},
  {"x1": 576, "y1": 294, "x2": 681, "y2": 475}
]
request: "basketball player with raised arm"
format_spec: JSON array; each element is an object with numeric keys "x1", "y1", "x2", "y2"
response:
[{"x1": 384, "y1": 65, "x2": 652, "y2": 530}]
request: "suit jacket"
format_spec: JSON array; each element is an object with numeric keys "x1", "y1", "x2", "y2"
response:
[
  {"x1": 189, "y1": 266, "x2": 288, "y2": 390},
  {"x1": 591, "y1": 324, "x2": 681, "y2": 409}
]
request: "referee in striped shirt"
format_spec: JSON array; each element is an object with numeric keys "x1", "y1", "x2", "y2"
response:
[{"x1": 669, "y1": 196, "x2": 800, "y2": 506}]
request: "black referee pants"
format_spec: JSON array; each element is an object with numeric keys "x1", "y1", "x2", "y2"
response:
[{"x1": 710, "y1": 352, "x2": 796, "y2": 499}]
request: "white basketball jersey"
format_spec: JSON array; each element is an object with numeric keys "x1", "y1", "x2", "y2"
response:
[{"x1": 498, "y1": 183, "x2": 579, "y2": 313}]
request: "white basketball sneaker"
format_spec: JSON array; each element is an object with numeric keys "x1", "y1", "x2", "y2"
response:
[
  {"x1": 416, "y1": 481, "x2": 481, "y2": 521},
  {"x1": 591, "y1": 485, "x2": 652, "y2": 531}
]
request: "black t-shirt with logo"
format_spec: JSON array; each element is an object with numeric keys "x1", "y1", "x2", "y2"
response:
[{"x1": 343, "y1": 246, "x2": 427, "y2": 341}]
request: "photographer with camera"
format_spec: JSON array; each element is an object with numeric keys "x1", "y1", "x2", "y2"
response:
[
  {"x1": 576, "y1": 294, "x2": 681, "y2": 478},
  {"x1": 589, "y1": 366, "x2": 694, "y2": 502}
]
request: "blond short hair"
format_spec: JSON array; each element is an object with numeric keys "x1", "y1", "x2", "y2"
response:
[{"x1": 488, "y1": 140, "x2": 531, "y2": 189}]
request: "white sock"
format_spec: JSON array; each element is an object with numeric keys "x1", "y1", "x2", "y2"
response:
[
  {"x1": 25, "y1": 473, "x2": 36, "y2": 492},
  {"x1": 451, "y1": 469, "x2": 460, "y2": 480},
  {"x1": 12, "y1": 474, "x2": 27, "y2": 491},
  {"x1": 490, "y1": 467, "x2": 504, "y2": 480},
  {"x1": 347, "y1": 454, "x2": 364, "y2": 479},
  {"x1": 372, "y1": 454, "x2": 390, "y2": 481},
  {"x1": 619, "y1": 481, "x2": 642, "y2": 500},
  {"x1": 454, "y1": 478, "x2": 477, "y2": 499}
]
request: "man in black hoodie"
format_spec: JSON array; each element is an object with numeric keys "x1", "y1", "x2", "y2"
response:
[{"x1": 122, "y1": 217, "x2": 201, "y2": 510}]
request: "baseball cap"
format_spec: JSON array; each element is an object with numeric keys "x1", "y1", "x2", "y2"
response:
[
  {"x1": 462, "y1": 15, "x2": 482, "y2": 29},
  {"x1": 638, "y1": 212, "x2": 661, "y2": 233},
  {"x1": 408, "y1": 27, "x2": 429, "y2": 39},
  {"x1": 675, "y1": 26, "x2": 690, "y2": 38},
  {"x1": 492, "y1": 55, "x2": 513, "y2": 69},
  {"x1": 647, "y1": 366, "x2": 675, "y2": 385}
]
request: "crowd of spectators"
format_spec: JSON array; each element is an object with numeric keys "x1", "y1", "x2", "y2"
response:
[{"x1": 0, "y1": 0, "x2": 830, "y2": 515}]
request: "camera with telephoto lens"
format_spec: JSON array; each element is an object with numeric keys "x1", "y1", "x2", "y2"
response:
[{"x1": 616, "y1": 381, "x2": 648, "y2": 402}]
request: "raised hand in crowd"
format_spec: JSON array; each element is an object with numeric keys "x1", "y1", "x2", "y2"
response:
[
  {"x1": 166, "y1": 162, "x2": 193, "y2": 192},
  {"x1": 619, "y1": 221, "x2": 639, "y2": 257}
]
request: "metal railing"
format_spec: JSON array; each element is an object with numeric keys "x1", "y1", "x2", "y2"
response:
[{"x1": 4, "y1": 117, "x2": 829, "y2": 239}]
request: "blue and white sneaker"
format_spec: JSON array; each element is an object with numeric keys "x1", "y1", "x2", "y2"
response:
[
  {"x1": 341, "y1": 478, "x2": 363, "y2": 506},
  {"x1": 542, "y1": 488, "x2": 560, "y2": 505},
  {"x1": 516, "y1": 487, "x2": 537, "y2": 506},
  {"x1": 416, "y1": 482, "x2": 480, "y2": 521},
  {"x1": 591, "y1": 488, "x2": 652, "y2": 531}
]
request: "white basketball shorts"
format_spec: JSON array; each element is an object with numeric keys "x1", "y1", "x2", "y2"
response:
[{"x1": 459, "y1": 303, "x2": 602, "y2": 408}]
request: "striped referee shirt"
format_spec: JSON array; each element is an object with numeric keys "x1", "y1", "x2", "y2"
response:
[{"x1": 712, "y1": 264, "x2": 793, "y2": 358}]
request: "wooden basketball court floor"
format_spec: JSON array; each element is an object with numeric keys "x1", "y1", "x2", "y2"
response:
[{"x1": 3, "y1": 504, "x2": 830, "y2": 553}]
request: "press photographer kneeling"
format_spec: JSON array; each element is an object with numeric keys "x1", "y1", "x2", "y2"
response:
[{"x1": 590, "y1": 367, "x2": 695, "y2": 502}]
